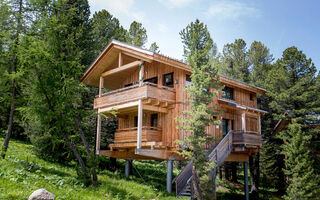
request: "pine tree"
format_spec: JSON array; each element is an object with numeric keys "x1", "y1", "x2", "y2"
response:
[
  {"x1": 149, "y1": 42, "x2": 160, "y2": 53},
  {"x1": 281, "y1": 120, "x2": 319, "y2": 200},
  {"x1": 218, "y1": 39, "x2": 250, "y2": 82},
  {"x1": 179, "y1": 19, "x2": 223, "y2": 200},
  {"x1": 91, "y1": 9, "x2": 127, "y2": 56},
  {"x1": 126, "y1": 21, "x2": 147, "y2": 47}
]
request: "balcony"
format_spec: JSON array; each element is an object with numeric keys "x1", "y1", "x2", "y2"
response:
[
  {"x1": 110, "y1": 126, "x2": 162, "y2": 149},
  {"x1": 94, "y1": 82, "x2": 176, "y2": 112}
]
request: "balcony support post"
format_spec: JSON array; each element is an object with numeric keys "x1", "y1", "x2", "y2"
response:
[
  {"x1": 138, "y1": 62, "x2": 145, "y2": 87},
  {"x1": 118, "y1": 52, "x2": 122, "y2": 67},
  {"x1": 166, "y1": 157, "x2": 174, "y2": 193},
  {"x1": 96, "y1": 113, "x2": 101, "y2": 155},
  {"x1": 258, "y1": 115, "x2": 261, "y2": 135},
  {"x1": 125, "y1": 158, "x2": 132, "y2": 179},
  {"x1": 137, "y1": 99, "x2": 143, "y2": 149},
  {"x1": 241, "y1": 112, "x2": 246, "y2": 132},
  {"x1": 99, "y1": 76, "x2": 104, "y2": 97},
  {"x1": 244, "y1": 161, "x2": 249, "y2": 200}
]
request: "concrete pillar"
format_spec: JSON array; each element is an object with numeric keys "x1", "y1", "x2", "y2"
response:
[
  {"x1": 244, "y1": 161, "x2": 249, "y2": 200},
  {"x1": 125, "y1": 158, "x2": 132, "y2": 179},
  {"x1": 167, "y1": 158, "x2": 174, "y2": 193}
]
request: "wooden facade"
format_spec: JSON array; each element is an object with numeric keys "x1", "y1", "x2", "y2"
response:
[{"x1": 81, "y1": 40, "x2": 267, "y2": 162}]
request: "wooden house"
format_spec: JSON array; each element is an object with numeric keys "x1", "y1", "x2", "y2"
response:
[{"x1": 81, "y1": 40, "x2": 267, "y2": 196}]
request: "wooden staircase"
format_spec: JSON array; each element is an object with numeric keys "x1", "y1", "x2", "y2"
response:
[{"x1": 174, "y1": 130, "x2": 260, "y2": 198}]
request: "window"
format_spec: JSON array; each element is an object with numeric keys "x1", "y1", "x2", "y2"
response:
[
  {"x1": 163, "y1": 72, "x2": 174, "y2": 88},
  {"x1": 186, "y1": 74, "x2": 192, "y2": 87},
  {"x1": 125, "y1": 83, "x2": 133, "y2": 87},
  {"x1": 250, "y1": 93, "x2": 253, "y2": 101},
  {"x1": 151, "y1": 114, "x2": 158, "y2": 127},
  {"x1": 222, "y1": 86, "x2": 234, "y2": 100},
  {"x1": 145, "y1": 77, "x2": 158, "y2": 84},
  {"x1": 134, "y1": 116, "x2": 138, "y2": 127}
]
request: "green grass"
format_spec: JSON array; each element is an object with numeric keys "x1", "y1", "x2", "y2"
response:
[{"x1": 0, "y1": 139, "x2": 179, "y2": 200}]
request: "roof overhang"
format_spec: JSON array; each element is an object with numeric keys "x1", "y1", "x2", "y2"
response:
[{"x1": 81, "y1": 40, "x2": 267, "y2": 94}]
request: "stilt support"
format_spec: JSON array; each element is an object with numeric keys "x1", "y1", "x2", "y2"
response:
[
  {"x1": 125, "y1": 158, "x2": 132, "y2": 179},
  {"x1": 244, "y1": 161, "x2": 249, "y2": 200},
  {"x1": 167, "y1": 157, "x2": 174, "y2": 193}
]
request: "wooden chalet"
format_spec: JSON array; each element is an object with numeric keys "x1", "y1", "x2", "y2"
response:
[{"x1": 81, "y1": 40, "x2": 267, "y2": 197}]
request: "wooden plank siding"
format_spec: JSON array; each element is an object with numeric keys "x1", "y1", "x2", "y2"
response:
[{"x1": 104, "y1": 62, "x2": 263, "y2": 149}]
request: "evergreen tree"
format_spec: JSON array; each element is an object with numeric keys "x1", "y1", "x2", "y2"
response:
[
  {"x1": 179, "y1": 19, "x2": 223, "y2": 200},
  {"x1": 218, "y1": 39, "x2": 250, "y2": 82},
  {"x1": 91, "y1": 9, "x2": 126, "y2": 56},
  {"x1": 149, "y1": 42, "x2": 160, "y2": 53},
  {"x1": 1, "y1": 0, "x2": 29, "y2": 158},
  {"x1": 248, "y1": 41, "x2": 273, "y2": 87},
  {"x1": 20, "y1": 0, "x2": 97, "y2": 185},
  {"x1": 281, "y1": 120, "x2": 319, "y2": 200},
  {"x1": 126, "y1": 21, "x2": 147, "y2": 47}
]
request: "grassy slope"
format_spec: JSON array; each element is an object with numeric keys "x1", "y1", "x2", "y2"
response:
[
  {"x1": 0, "y1": 139, "x2": 178, "y2": 200},
  {"x1": 0, "y1": 139, "x2": 280, "y2": 200}
]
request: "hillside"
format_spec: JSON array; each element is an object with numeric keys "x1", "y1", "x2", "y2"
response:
[{"x1": 0, "y1": 139, "x2": 179, "y2": 200}]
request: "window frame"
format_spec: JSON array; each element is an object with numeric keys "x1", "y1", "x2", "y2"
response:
[
  {"x1": 163, "y1": 72, "x2": 174, "y2": 88},
  {"x1": 222, "y1": 86, "x2": 234, "y2": 100}
]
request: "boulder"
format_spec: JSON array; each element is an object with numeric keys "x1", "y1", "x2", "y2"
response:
[{"x1": 28, "y1": 189, "x2": 56, "y2": 200}]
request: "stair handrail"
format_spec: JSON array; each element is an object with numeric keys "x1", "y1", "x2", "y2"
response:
[
  {"x1": 175, "y1": 130, "x2": 235, "y2": 197},
  {"x1": 208, "y1": 130, "x2": 234, "y2": 162}
]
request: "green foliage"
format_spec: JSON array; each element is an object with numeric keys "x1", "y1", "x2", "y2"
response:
[
  {"x1": 0, "y1": 139, "x2": 178, "y2": 200},
  {"x1": 281, "y1": 121, "x2": 320, "y2": 200},
  {"x1": 126, "y1": 21, "x2": 147, "y2": 47},
  {"x1": 218, "y1": 39, "x2": 250, "y2": 82},
  {"x1": 179, "y1": 19, "x2": 223, "y2": 199},
  {"x1": 91, "y1": 9, "x2": 127, "y2": 56},
  {"x1": 149, "y1": 42, "x2": 160, "y2": 53}
]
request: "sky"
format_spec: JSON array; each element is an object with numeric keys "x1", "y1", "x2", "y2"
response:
[{"x1": 88, "y1": 0, "x2": 320, "y2": 71}]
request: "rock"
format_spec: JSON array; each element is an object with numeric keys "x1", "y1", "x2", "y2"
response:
[{"x1": 28, "y1": 189, "x2": 56, "y2": 200}]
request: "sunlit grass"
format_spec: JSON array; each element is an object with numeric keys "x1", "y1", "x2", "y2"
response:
[{"x1": 0, "y1": 139, "x2": 178, "y2": 200}]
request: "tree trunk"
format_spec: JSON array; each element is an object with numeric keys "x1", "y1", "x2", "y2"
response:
[
  {"x1": 249, "y1": 153, "x2": 260, "y2": 197},
  {"x1": 1, "y1": 85, "x2": 15, "y2": 159},
  {"x1": 231, "y1": 162, "x2": 238, "y2": 183},
  {"x1": 74, "y1": 117, "x2": 98, "y2": 185},
  {"x1": 1, "y1": 0, "x2": 22, "y2": 159},
  {"x1": 192, "y1": 166, "x2": 203, "y2": 200},
  {"x1": 63, "y1": 132, "x2": 88, "y2": 179}
]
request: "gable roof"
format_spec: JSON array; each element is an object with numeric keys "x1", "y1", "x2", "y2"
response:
[{"x1": 81, "y1": 40, "x2": 267, "y2": 94}]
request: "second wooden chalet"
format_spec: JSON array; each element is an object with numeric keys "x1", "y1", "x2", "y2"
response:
[{"x1": 81, "y1": 40, "x2": 267, "y2": 162}]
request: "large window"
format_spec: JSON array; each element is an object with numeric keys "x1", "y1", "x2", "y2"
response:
[
  {"x1": 222, "y1": 86, "x2": 234, "y2": 100},
  {"x1": 145, "y1": 77, "x2": 158, "y2": 84},
  {"x1": 163, "y1": 72, "x2": 174, "y2": 88},
  {"x1": 151, "y1": 114, "x2": 158, "y2": 127},
  {"x1": 186, "y1": 74, "x2": 191, "y2": 87}
]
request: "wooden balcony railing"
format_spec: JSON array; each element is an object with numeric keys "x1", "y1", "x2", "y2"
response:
[
  {"x1": 114, "y1": 126, "x2": 162, "y2": 143},
  {"x1": 94, "y1": 82, "x2": 176, "y2": 109},
  {"x1": 232, "y1": 130, "x2": 262, "y2": 147}
]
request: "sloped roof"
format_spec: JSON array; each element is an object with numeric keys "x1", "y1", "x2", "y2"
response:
[{"x1": 81, "y1": 40, "x2": 267, "y2": 94}]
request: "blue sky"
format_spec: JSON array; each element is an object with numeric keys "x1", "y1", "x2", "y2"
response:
[{"x1": 88, "y1": 0, "x2": 320, "y2": 71}]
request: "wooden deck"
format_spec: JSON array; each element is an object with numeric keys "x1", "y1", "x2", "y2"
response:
[
  {"x1": 114, "y1": 126, "x2": 162, "y2": 143},
  {"x1": 94, "y1": 82, "x2": 176, "y2": 111}
]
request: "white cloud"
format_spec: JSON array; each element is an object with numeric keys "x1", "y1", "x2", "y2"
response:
[
  {"x1": 89, "y1": 0, "x2": 147, "y2": 23},
  {"x1": 205, "y1": 1, "x2": 260, "y2": 20},
  {"x1": 158, "y1": 23, "x2": 168, "y2": 33},
  {"x1": 158, "y1": 0, "x2": 194, "y2": 8}
]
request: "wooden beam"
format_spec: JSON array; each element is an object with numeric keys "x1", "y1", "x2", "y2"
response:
[
  {"x1": 118, "y1": 52, "x2": 122, "y2": 67},
  {"x1": 258, "y1": 115, "x2": 261, "y2": 135},
  {"x1": 101, "y1": 60, "x2": 142, "y2": 77},
  {"x1": 242, "y1": 112, "x2": 246, "y2": 131},
  {"x1": 99, "y1": 77, "x2": 104, "y2": 97},
  {"x1": 98, "y1": 101, "x2": 139, "y2": 113},
  {"x1": 135, "y1": 149, "x2": 184, "y2": 160},
  {"x1": 225, "y1": 153, "x2": 249, "y2": 162},
  {"x1": 137, "y1": 99, "x2": 143, "y2": 149},
  {"x1": 121, "y1": 51, "x2": 152, "y2": 63},
  {"x1": 139, "y1": 62, "x2": 144, "y2": 87},
  {"x1": 143, "y1": 104, "x2": 168, "y2": 113},
  {"x1": 99, "y1": 150, "x2": 162, "y2": 160},
  {"x1": 96, "y1": 114, "x2": 102, "y2": 154}
]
